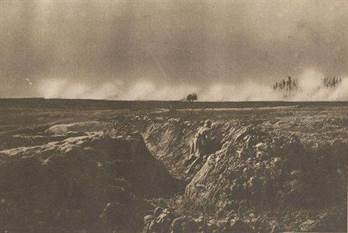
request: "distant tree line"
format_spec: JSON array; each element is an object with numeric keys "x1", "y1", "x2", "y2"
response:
[
  {"x1": 272, "y1": 75, "x2": 343, "y2": 98},
  {"x1": 323, "y1": 76, "x2": 342, "y2": 88},
  {"x1": 273, "y1": 76, "x2": 298, "y2": 93}
]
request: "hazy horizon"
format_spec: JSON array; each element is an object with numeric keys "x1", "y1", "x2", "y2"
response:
[{"x1": 1, "y1": 0, "x2": 347, "y2": 100}]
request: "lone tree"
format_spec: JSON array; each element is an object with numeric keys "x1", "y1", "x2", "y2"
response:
[{"x1": 186, "y1": 93, "x2": 198, "y2": 102}]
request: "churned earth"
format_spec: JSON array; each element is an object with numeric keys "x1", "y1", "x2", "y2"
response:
[{"x1": 0, "y1": 100, "x2": 347, "y2": 233}]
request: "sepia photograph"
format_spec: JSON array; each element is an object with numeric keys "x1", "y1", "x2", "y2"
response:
[{"x1": 0, "y1": 0, "x2": 347, "y2": 232}]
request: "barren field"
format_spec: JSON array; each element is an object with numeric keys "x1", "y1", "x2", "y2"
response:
[{"x1": 0, "y1": 99, "x2": 347, "y2": 233}]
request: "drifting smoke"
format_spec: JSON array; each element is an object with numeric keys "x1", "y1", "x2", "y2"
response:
[
  {"x1": 38, "y1": 79, "x2": 199, "y2": 100},
  {"x1": 1, "y1": 0, "x2": 348, "y2": 99},
  {"x1": 38, "y1": 69, "x2": 348, "y2": 101},
  {"x1": 290, "y1": 69, "x2": 348, "y2": 101}
]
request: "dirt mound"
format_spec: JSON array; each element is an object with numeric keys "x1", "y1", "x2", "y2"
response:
[
  {"x1": 144, "y1": 119, "x2": 225, "y2": 180},
  {"x1": 184, "y1": 125, "x2": 347, "y2": 231},
  {"x1": 123, "y1": 116, "x2": 347, "y2": 231},
  {"x1": 0, "y1": 132, "x2": 179, "y2": 233}
]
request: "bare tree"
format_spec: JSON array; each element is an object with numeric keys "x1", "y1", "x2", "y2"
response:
[{"x1": 186, "y1": 93, "x2": 198, "y2": 102}]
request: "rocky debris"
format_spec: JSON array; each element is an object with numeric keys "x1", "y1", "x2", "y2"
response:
[
  {"x1": 142, "y1": 207, "x2": 275, "y2": 233},
  {"x1": 120, "y1": 116, "x2": 348, "y2": 231},
  {"x1": 299, "y1": 219, "x2": 318, "y2": 232},
  {"x1": 0, "y1": 132, "x2": 180, "y2": 233},
  {"x1": 141, "y1": 118, "x2": 347, "y2": 231},
  {"x1": 144, "y1": 119, "x2": 224, "y2": 180},
  {"x1": 184, "y1": 125, "x2": 347, "y2": 231}
]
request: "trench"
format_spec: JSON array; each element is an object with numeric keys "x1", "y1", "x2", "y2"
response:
[{"x1": 0, "y1": 117, "x2": 346, "y2": 233}]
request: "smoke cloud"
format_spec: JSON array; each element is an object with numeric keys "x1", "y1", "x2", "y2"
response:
[
  {"x1": 37, "y1": 69, "x2": 348, "y2": 101},
  {"x1": 1, "y1": 0, "x2": 347, "y2": 100}
]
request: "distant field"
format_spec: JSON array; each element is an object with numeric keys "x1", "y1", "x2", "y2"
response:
[
  {"x1": 1, "y1": 98, "x2": 348, "y2": 110},
  {"x1": 0, "y1": 98, "x2": 348, "y2": 130},
  {"x1": 1, "y1": 98, "x2": 348, "y2": 145}
]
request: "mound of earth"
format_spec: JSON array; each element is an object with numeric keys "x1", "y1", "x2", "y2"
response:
[
  {"x1": 0, "y1": 132, "x2": 180, "y2": 233},
  {"x1": 141, "y1": 118, "x2": 347, "y2": 232},
  {"x1": 144, "y1": 118, "x2": 224, "y2": 180},
  {"x1": 184, "y1": 125, "x2": 347, "y2": 231}
]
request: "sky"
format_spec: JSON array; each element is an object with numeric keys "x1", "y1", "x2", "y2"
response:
[{"x1": 0, "y1": 0, "x2": 348, "y2": 100}]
